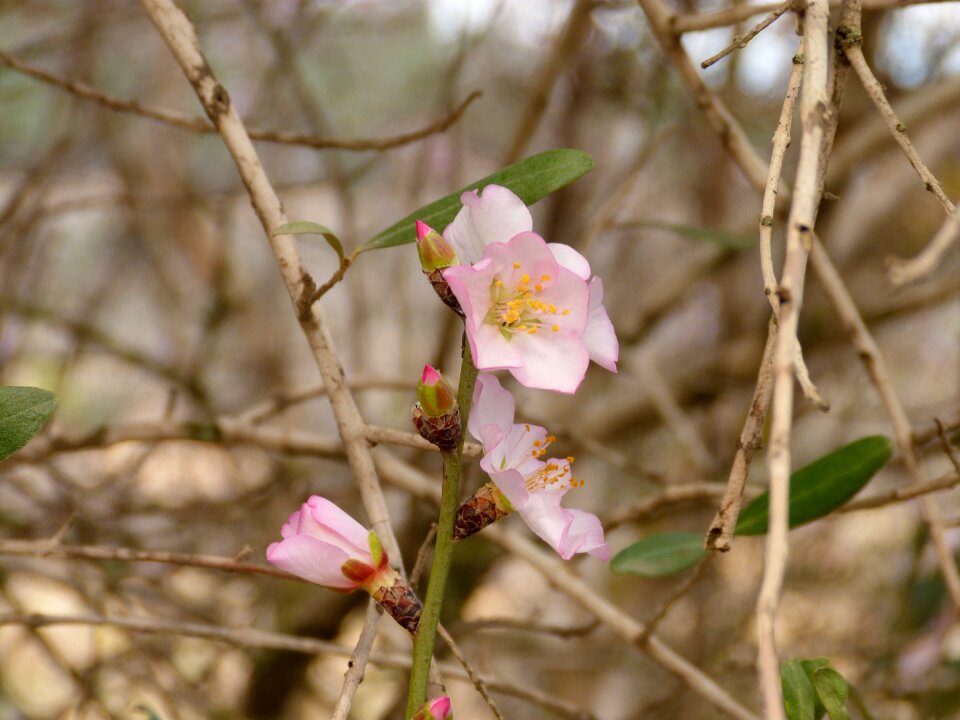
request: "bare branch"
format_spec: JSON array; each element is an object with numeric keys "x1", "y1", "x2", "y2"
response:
[{"x1": 700, "y1": 1, "x2": 792, "y2": 69}]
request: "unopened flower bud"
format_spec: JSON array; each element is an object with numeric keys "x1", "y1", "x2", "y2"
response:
[
  {"x1": 412, "y1": 365, "x2": 461, "y2": 451},
  {"x1": 416, "y1": 220, "x2": 464, "y2": 316},
  {"x1": 416, "y1": 220, "x2": 458, "y2": 272},
  {"x1": 417, "y1": 365, "x2": 457, "y2": 417},
  {"x1": 412, "y1": 696, "x2": 453, "y2": 720}
]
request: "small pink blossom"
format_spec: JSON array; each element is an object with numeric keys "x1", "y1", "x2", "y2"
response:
[
  {"x1": 441, "y1": 185, "x2": 618, "y2": 393},
  {"x1": 266, "y1": 496, "x2": 390, "y2": 591},
  {"x1": 468, "y1": 374, "x2": 610, "y2": 560},
  {"x1": 411, "y1": 695, "x2": 453, "y2": 720}
]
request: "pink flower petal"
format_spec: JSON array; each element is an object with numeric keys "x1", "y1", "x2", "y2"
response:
[
  {"x1": 481, "y1": 422, "x2": 548, "y2": 476},
  {"x1": 561, "y1": 509, "x2": 611, "y2": 560},
  {"x1": 266, "y1": 535, "x2": 357, "y2": 589},
  {"x1": 299, "y1": 496, "x2": 372, "y2": 557},
  {"x1": 468, "y1": 373, "x2": 516, "y2": 450},
  {"x1": 443, "y1": 185, "x2": 533, "y2": 264},
  {"x1": 583, "y1": 278, "x2": 619, "y2": 372},
  {"x1": 507, "y1": 332, "x2": 590, "y2": 394},
  {"x1": 547, "y1": 242, "x2": 591, "y2": 280}
]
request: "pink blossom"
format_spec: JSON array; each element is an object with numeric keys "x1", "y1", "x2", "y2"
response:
[
  {"x1": 468, "y1": 374, "x2": 611, "y2": 560},
  {"x1": 411, "y1": 696, "x2": 453, "y2": 720},
  {"x1": 442, "y1": 185, "x2": 618, "y2": 392},
  {"x1": 266, "y1": 496, "x2": 389, "y2": 591}
]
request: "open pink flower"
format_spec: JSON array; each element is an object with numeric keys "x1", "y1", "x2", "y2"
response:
[
  {"x1": 266, "y1": 496, "x2": 389, "y2": 591},
  {"x1": 466, "y1": 374, "x2": 610, "y2": 560},
  {"x1": 441, "y1": 185, "x2": 618, "y2": 392},
  {"x1": 411, "y1": 696, "x2": 452, "y2": 720}
]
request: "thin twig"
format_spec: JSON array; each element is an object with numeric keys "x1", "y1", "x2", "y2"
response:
[
  {"x1": 937, "y1": 420, "x2": 960, "y2": 474},
  {"x1": 887, "y1": 202, "x2": 960, "y2": 287},
  {"x1": 0, "y1": 50, "x2": 482, "y2": 153},
  {"x1": 759, "y1": 4, "x2": 830, "y2": 717},
  {"x1": 331, "y1": 601, "x2": 382, "y2": 720},
  {"x1": 501, "y1": 0, "x2": 594, "y2": 164},
  {"x1": 0, "y1": 539, "x2": 299, "y2": 580},
  {"x1": 700, "y1": 1, "x2": 792, "y2": 69},
  {"x1": 632, "y1": 351, "x2": 713, "y2": 472},
  {"x1": 671, "y1": 0, "x2": 955, "y2": 33},
  {"x1": 456, "y1": 617, "x2": 601, "y2": 639},
  {"x1": 437, "y1": 625, "x2": 505, "y2": 720},
  {"x1": 0, "y1": 612, "x2": 589, "y2": 719},
  {"x1": 705, "y1": 318, "x2": 777, "y2": 551},
  {"x1": 840, "y1": 468, "x2": 960, "y2": 512},
  {"x1": 842, "y1": 34, "x2": 958, "y2": 217},
  {"x1": 638, "y1": 560, "x2": 709, "y2": 642},
  {"x1": 606, "y1": 482, "x2": 735, "y2": 531}
]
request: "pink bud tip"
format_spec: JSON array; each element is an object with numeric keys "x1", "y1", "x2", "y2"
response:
[
  {"x1": 415, "y1": 220, "x2": 433, "y2": 242},
  {"x1": 421, "y1": 364, "x2": 443, "y2": 386}
]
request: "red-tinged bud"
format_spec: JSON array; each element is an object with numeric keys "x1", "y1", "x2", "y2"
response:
[
  {"x1": 416, "y1": 221, "x2": 458, "y2": 272},
  {"x1": 417, "y1": 365, "x2": 457, "y2": 418},
  {"x1": 412, "y1": 366, "x2": 461, "y2": 451},
  {"x1": 415, "y1": 221, "x2": 464, "y2": 316},
  {"x1": 412, "y1": 696, "x2": 453, "y2": 720}
]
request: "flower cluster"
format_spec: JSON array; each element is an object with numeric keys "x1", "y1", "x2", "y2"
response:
[
  {"x1": 456, "y1": 373, "x2": 610, "y2": 560},
  {"x1": 413, "y1": 184, "x2": 616, "y2": 560},
  {"x1": 438, "y1": 184, "x2": 618, "y2": 394}
]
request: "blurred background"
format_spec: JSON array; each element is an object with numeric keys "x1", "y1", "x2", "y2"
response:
[{"x1": 0, "y1": 0, "x2": 958, "y2": 718}]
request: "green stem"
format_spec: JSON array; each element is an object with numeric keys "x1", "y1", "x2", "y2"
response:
[{"x1": 405, "y1": 338, "x2": 478, "y2": 717}]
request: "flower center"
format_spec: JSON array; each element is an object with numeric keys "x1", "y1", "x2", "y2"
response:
[
  {"x1": 522, "y1": 426, "x2": 583, "y2": 492},
  {"x1": 484, "y1": 264, "x2": 570, "y2": 339}
]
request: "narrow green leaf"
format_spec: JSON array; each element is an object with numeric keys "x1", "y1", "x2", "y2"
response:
[
  {"x1": 357, "y1": 148, "x2": 594, "y2": 253},
  {"x1": 273, "y1": 221, "x2": 344, "y2": 261},
  {"x1": 610, "y1": 532, "x2": 707, "y2": 577},
  {"x1": 736, "y1": 435, "x2": 893, "y2": 536},
  {"x1": 782, "y1": 659, "x2": 817, "y2": 720},
  {"x1": 0, "y1": 386, "x2": 57, "y2": 461},
  {"x1": 810, "y1": 668, "x2": 851, "y2": 720},
  {"x1": 800, "y1": 658, "x2": 832, "y2": 718},
  {"x1": 624, "y1": 220, "x2": 755, "y2": 250}
]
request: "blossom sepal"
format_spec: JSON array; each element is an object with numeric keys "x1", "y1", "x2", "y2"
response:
[
  {"x1": 412, "y1": 403, "x2": 461, "y2": 451},
  {"x1": 371, "y1": 574, "x2": 423, "y2": 634},
  {"x1": 453, "y1": 481, "x2": 514, "y2": 541},
  {"x1": 411, "y1": 695, "x2": 453, "y2": 720}
]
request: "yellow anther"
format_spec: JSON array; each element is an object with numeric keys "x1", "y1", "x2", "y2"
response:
[
  {"x1": 566, "y1": 456, "x2": 575, "y2": 463},
  {"x1": 521, "y1": 273, "x2": 530, "y2": 284},
  {"x1": 561, "y1": 309, "x2": 571, "y2": 316},
  {"x1": 552, "y1": 324, "x2": 560, "y2": 332},
  {"x1": 535, "y1": 284, "x2": 543, "y2": 293},
  {"x1": 527, "y1": 328, "x2": 537, "y2": 334},
  {"x1": 513, "y1": 261, "x2": 521, "y2": 269},
  {"x1": 533, "y1": 440, "x2": 542, "y2": 447},
  {"x1": 493, "y1": 279, "x2": 503, "y2": 287},
  {"x1": 524, "y1": 424, "x2": 531, "y2": 431},
  {"x1": 546, "y1": 435, "x2": 556, "y2": 443},
  {"x1": 540, "y1": 274, "x2": 551, "y2": 282}
]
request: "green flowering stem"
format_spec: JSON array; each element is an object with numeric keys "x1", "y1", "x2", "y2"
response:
[{"x1": 405, "y1": 339, "x2": 478, "y2": 717}]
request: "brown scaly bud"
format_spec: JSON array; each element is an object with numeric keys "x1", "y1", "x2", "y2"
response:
[
  {"x1": 412, "y1": 365, "x2": 461, "y2": 451},
  {"x1": 416, "y1": 220, "x2": 463, "y2": 316},
  {"x1": 371, "y1": 576, "x2": 423, "y2": 634},
  {"x1": 453, "y1": 481, "x2": 514, "y2": 541}
]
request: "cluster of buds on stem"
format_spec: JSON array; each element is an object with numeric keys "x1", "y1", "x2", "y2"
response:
[
  {"x1": 265, "y1": 496, "x2": 423, "y2": 633},
  {"x1": 416, "y1": 220, "x2": 463, "y2": 316},
  {"x1": 412, "y1": 365, "x2": 461, "y2": 451}
]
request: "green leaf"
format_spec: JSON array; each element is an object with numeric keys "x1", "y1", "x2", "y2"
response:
[
  {"x1": 624, "y1": 220, "x2": 756, "y2": 250},
  {"x1": 610, "y1": 532, "x2": 707, "y2": 577},
  {"x1": 357, "y1": 148, "x2": 594, "y2": 254},
  {"x1": 800, "y1": 658, "x2": 832, "y2": 718},
  {"x1": 273, "y1": 221, "x2": 344, "y2": 261},
  {"x1": 810, "y1": 668, "x2": 851, "y2": 720},
  {"x1": 782, "y1": 659, "x2": 817, "y2": 720},
  {"x1": 0, "y1": 387, "x2": 57, "y2": 461},
  {"x1": 736, "y1": 435, "x2": 893, "y2": 536}
]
